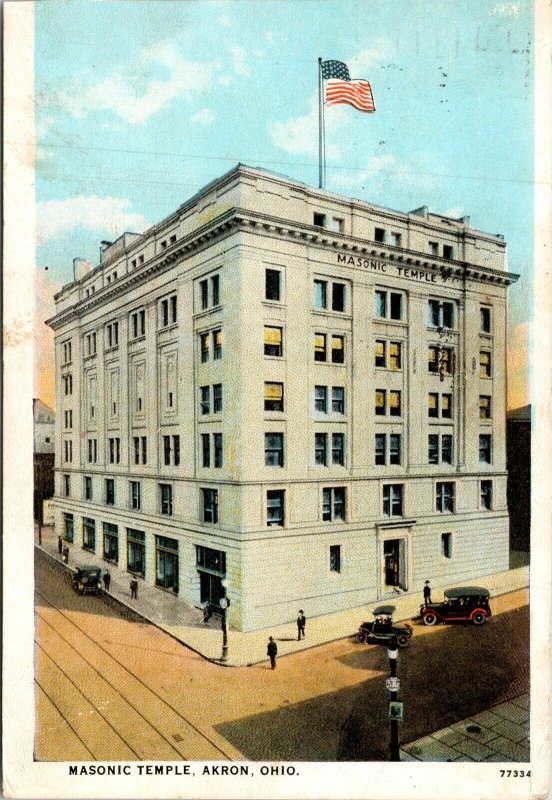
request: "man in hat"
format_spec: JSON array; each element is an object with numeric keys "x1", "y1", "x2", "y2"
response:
[
  {"x1": 423, "y1": 580, "x2": 432, "y2": 606},
  {"x1": 297, "y1": 610, "x2": 306, "y2": 640},
  {"x1": 267, "y1": 636, "x2": 277, "y2": 669}
]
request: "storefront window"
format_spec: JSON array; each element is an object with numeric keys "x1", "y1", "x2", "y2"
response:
[
  {"x1": 127, "y1": 528, "x2": 145, "y2": 577},
  {"x1": 155, "y1": 535, "x2": 179, "y2": 593},
  {"x1": 64, "y1": 513, "x2": 74, "y2": 542},
  {"x1": 103, "y1": 522, "x2": 118, "y2": 563},
  {"x1": 82, "y1": 517, "x2": 95, "y2": 552}
]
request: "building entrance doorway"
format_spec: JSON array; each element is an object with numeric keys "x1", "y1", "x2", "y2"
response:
[
  {"x1": 199, "y1": 572, "x2": 224, "y2": 605},
  {"x1": 384, "y1": 539, "x2": 402, "y2": 587}
]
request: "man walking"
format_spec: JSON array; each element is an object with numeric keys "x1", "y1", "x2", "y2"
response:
[
  {"x1": 267, "y1": 636, "x2": 277, "y2": 669},
  {"x1": 423, "y1": 580, "x2": 432, "y2": 606},
  {"x1": 103, "y1": 570, "x2": 111, "y2": 593},
  {"x1": 297, "y1": 610, "x2": 306, "y2": 641},
  {"x1": 57, "y1": 536, "x2": 63, "y2": 555},
  {"x1": 130, "y1": 578, "x2": 138, "y2": 600}
]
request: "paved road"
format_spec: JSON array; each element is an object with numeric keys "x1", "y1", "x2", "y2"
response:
[{"x1": 35, "y1": 549, "x2": 529, "y2": 761}]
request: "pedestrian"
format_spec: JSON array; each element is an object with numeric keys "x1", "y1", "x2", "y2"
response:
[
  {"x1": 62, "y1": 547, "x2": 69, "y2": 564},
  {"x1": 203, "y1": 600, "x2": 213, "y2": 624},
  {"x1": 57, "y1": 536, "x2": 63, "y2": 555},
  {"x1": 267, "y1": 636, "x2": 277, "y2": 669},
  {"x1": 103, "y1": 570, "x2": 111, "y2": 592},
  {"x1": 423, "y1": 580, "x2": 432, "y2": 606},
  {"x1": 297, "y1": 609, "x2": 306, "y2": 641},
  {"x1": 130, "y1": 578, "x2": 138, "y2": 599}
]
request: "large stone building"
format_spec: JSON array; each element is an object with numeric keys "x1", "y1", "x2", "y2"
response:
[
  {"x1": 33, "y1": 398, "x2": 55, "y2": 520},
  {"x1": 47, "y1": 164, "x2": 518, "y2": 631}
]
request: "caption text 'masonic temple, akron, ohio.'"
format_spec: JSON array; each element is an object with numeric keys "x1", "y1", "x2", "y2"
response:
[{"x1": 47, "y1": 164, "x2": 518, "y2": 631}]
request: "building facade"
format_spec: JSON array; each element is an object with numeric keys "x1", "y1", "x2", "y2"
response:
[
  {"x1": 47, "y1": 165, "x2": 518, "y2": 631},
  {"x1": 33, "y1": 398, "x2": 55, "y2": 520}
]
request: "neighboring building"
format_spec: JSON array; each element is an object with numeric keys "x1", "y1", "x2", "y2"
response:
[
  {"x1": 33, "y1": 398, "x2": 55, "y2": 520},
  {"x1": 46, "y1": 164, "x2": 518, "y2": 631},
  {"x1": 507, "y1": 404, "x2": 531, "y2": 553}
]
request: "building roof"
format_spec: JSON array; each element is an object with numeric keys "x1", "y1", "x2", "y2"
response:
[{"x1": 507, "y1": 405, "x2": 531, "y2": 422}]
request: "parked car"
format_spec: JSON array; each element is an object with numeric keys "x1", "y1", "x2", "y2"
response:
[
  {"x1": 71, "y1": 566, "x2": 102, "y2": 596},
  {"x1": 420, "y1": 586, "x2": 491, "y2": 626},
  {"x1": 356, "y1": 604, "x2": 413, "y2": 648}
]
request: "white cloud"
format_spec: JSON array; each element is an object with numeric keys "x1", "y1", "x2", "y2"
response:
[
  {"x1": 218, "y1": 75, "x2": 233, "y2": 87},
  {"x1": 348, "y1": 42, "x2": 393, "y2": 75},
  {"x1": 190, "y1": 108, "x2": 215, "y2": 125},
  {"x1": 229, "y1": 46, "x2": 251, "y2": 77},
  {"x1": 269, "y1": 95, "x2": 349, "y2": 158},
  {"x1": 442, "y1": 206, "x2": 465, "y2": 219},
  {"x1": 61, "y1": 39, "x2": 219, "y2": 125},
  {"x1": 332, "y1": 155, "x2": 399, "y2": 189},
  {"x1": 37, "y1": 196, "x2": 151, "y2": 246},
  {"x1": 491, "y1": 3, "x2": 521, "y2": 17}
]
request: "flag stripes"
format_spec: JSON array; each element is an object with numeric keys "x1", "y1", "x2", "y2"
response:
[{"x1": 325, "y1": 78, "x2": 375, "y2": 112}]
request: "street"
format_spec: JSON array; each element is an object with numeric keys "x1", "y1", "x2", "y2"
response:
[{"x1": 35, "y1": 549, "x2": 529, "y2": 761}]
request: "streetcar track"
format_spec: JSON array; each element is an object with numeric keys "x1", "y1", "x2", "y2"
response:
[
  {"x1": 35, "y1": 640, "x2": 143, "y2": 759},
  {"x1": 35, "y1": 680, "x2": 96, "y2": 760},
  {"x1": 35, "y1": 587, "x2": 236, "y2": 760}
]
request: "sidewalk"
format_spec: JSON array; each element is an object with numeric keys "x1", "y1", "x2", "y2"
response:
[
  {"x1": 400, "y1": 694, "x2": 530, "y2": 762},
  {"x1": 36, "y1": 523, "x2": 529, "y2": 667}
]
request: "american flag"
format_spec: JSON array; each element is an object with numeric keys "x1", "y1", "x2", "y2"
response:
[{"x1": 321, "y1": 59, "x2": 375, "y2": 113}]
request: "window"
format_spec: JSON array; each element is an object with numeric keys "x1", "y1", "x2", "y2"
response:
[
  {"x1": 201, "y1": 434, "x2": 210, "y2": 468},
  {"x1": 200, "y1": 276, "x2": 220, "y2": 308},
  {"x1": 267, "y1": 490, "x2": 285, "y2": 526},
  {"x1": 375, "y1": 290, "x2": 387, "y2": 318},
  {"x1": 389, "y1": 434, "x2": 401, "y2": 465},
  {"x1": 480, "y1": 351, "x2": 492, "y2": 378},
  {"x1": 265, "y1": 433, "x2": 284, "y2": 467},
  {"x1": 313, "y1": 212, "x2": 326, "y2": 227},
  {"x1": 200, "y1": 333, "x2": 210, "y2": 363},
  {"x1": 331, "y1": 217, "x2": 344, "y2": 233},
  {"x1": 322, "y1": 487, "x2": 346, "y2": 521},
  {"x1": 160, "y1": 484, "x2": 173, "y2": 516},
  {"x1": 64, "y1": 410, "x2": 73, "y2": 429},
  {"x1": 375, "y1": 389, "x2": 386, "y2": 416},
  {"x1": 429, "y1": 346, "x2": 453, "y2": 376},
  {"x1": 132, "y1": 436, "x2": 147, "y2": 465},
  {"x1": 213, "y1": 329, "x2": 222, "y2": 360},
  {"x1": 436, "y1": 482, "x2": 455, "y2": 513},
  {"x1": 480, "y1": 480, "x2": 493, "y2": 510},
  {"x1": 105, "y1": 479, "x2": 115, "y2": 506},
  {"x1": 62, "y1": 340, "x2": 72, "y2": 364},
  {"x1": 264, "y1": 326, "x2": 283, "y2": 357},
  {"x1": 479, "y1": 395, "x2": 492, "y2": 419},
  {"x1": 332, "y1": 336, "x2": 344, "y2": 364},
  {"x1": 213, "y1": 384, "x2": 222, "y2": 413},
  {"x1": 332, "y1": 386, "x2": 345, "y2": 414},
  {"x1": 265, "y1": 382, "x2": 284, "y2": 411},
  {"x1": 85, "y1": 332, "x2": 97, "y2": 356},
  {"x1": 428, "y1": 300, "x2": 454, "y2": 328},
  {"x1": 428, "y1": 393, "x2": 439, "y2": 418},
  {"x1": 332, "y1": 433, "x2": 345, "y2": 465},
  {"x1": 103, "y1": 522, "x2": 118, "y2": 563},
  {"x1": 63, "y1": 374, "x2": 73, "y2": 395},
  {"x1": 480, "y1": 306, "x2": 492, "y2": 333},
  {"x1": 374, "y1": 290, "x2": 403, "y2": 320},
  {"x1": 442, "y1": 394, "x2": 452, "y2": 418},
  {"x1": 329, "y1": 545, "x2": 341, "y2": 572},
  {"x1": 374, "y1": 227, "x2": 385, "y2": 243},
  {"x1": 163, "y1": 435, "x2": 180, "y2": 466},
  {"x1": 314, "y1": 280, "x2": 327, "y2": 309},
  {"x1": 375, "y1": 434, "x2": 386, "y2": 465},
  {"x1": 87, "y1": 438, "x2": 98, "y2": 464},
  {"x1": 441, "y1": 434, "x2": 453, "y2": 464},
  {"x1": 391, "y1": 232, "x2": 402, "y2": 247},
  {"x1": 375, "y1": 340, "x2": 386, "y2": 368},
  {"x1": 429, "y1": 435, "x2": 453, "y2": 464},
  {"x1": 202, "y1": 488, "x2": 218, "y2": 523},
  {"x1": 84, "y1": 476, "x2": 93, "y2": 501},
  {"x1": 315, "y1": 385, "x2": 327, "y2": 412},
  {"x1": 441, "y1": 533, "x2": 452, "y2": 558},
  {"x1": 428, "y1": 434, "x2": 439, "y2": 464},
  {"x1": 479, "y1": 434, "x2": 492, "y2": 464},
  {"x1": 315, "y1": 433, "x2": 327, "y2": 465},
  {"x1": 200, "y1": 279, "x2": 209, "y2": 309},
  {"x1": 83, "y1": 518, "x2": 95, "y2": 552},
  {"x1": 64, "y1": 440, "x2": 73, "y2": 463},
  {"x1": 161, "y1": 240, "x2": 167, "y2": 249},
  {"x1": 315, "y1": 333, "x2": 327, "y2": 362},
  {"x1": 383, "y1": 484, "x2": 403, "y2": 517},
  {"x1": 265, "y1": 269, "x2": 281, "y2": 301},
  {"x1": 170, "y1": 235, "x2": 177, "y2": 245},
  {"x1": 127, "y1": 528, "x2": 145, "y2": 577},
  {"x1": 332, "y1": 283, "x2": 345, "y2": 312},
  {"x1": 63, "y1": 474, "x2": 70, "y2": 497},
  {"x1": 211, "y1": 275, "x2": 220, "y2": 306},
  {"x1": 130, "y1": 481, "x2": 141, "y2": 511},
  {"x1": 130, "y1": 309, "x2": 146, "y2": 339},
  {"x1": 213, "y1": 433, "x2": 223, "y2": 468},
  {"x1": 389, "y1": 391, "x2": 401, "y2": 417},
  {"x1": 106, "y1": 321, "x2": 119, "y2": 348},
  {"x1": 108, "y1": 437, "x2": 120, "y2": 464},
  {"x1": 63, "y1": 513, "x2": 74, "y2": 543},
  {"x1": 139, "y1": 255, "x2": 144, "y2": 265},
  {"x1": 443, "y1": 245, "x2": 454, "y2": 260},
  {"x1": 160, "y1": 295, "x2": 177, "y2": 327},
  {"x1": 429, "y1": 241, "x2": 439, "y2": 255}
]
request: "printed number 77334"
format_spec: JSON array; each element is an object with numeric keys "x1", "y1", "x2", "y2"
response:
[{"x1": 500, "y1": 770, "x2": 530, "y2": 778}]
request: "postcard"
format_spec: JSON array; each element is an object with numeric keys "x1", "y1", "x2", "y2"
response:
[{"x1": 3, "y1": 0, "x2": 551, "y2": 798}]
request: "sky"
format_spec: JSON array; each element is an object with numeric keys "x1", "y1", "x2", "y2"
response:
[{"x1": 34, "y1": 0, "x2": 534, "y2": 410}]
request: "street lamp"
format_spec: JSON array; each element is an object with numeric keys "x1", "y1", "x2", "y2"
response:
[{"x1": 219, "y1": 578, "x2": 229, "y2": 662}]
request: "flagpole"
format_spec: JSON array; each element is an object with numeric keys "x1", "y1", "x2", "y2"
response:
[{"x1": 318, "y1": 57, "x2": 325, "y2": 189}]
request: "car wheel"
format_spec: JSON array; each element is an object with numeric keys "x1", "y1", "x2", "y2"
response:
[
  {"x1": 355, "y1": 632, "x2": 366, "y2": 644},
  {"x1": 422, "y1": 612, "x2": 438, "y2": 626},
  {"x1": 472, "y1": 611, "x2": 486, "y2": 625},
  {"x1": 396, "y1": 633, "x2": 410, "y2": 648}
]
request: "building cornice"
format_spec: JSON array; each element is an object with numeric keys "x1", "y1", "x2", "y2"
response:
[{"x1": 46, "y1": 206, "x2": 519, "y2": 331}]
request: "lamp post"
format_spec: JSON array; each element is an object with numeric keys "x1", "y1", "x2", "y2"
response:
[
  {"x1": 220, "y1": 578, "x2": 229, "y2": 662},
  {"x1": 387, "y1": 638, "x2": 401, "y2": 761}
]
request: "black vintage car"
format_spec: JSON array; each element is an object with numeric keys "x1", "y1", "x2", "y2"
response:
[
  {"x1": 420, "y1": 586, "x2": 491, "y2": 626},
  {"x1": 71, "y1": 566, "x2": 102, "y2": 596},
  {"x1": 355, "y1": 604, "x2": 413, "y2": 648}
]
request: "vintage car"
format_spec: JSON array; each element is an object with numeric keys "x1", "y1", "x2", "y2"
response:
[
  {"x1": 71, "y1": 566, "x2": 103, "y2": 596},
  {"x1": 420, "y1": 586, "x2": 492, "y2": 626},
  {"x1": 355, "y1": 604, "x2": 414, "y2": 648}
]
